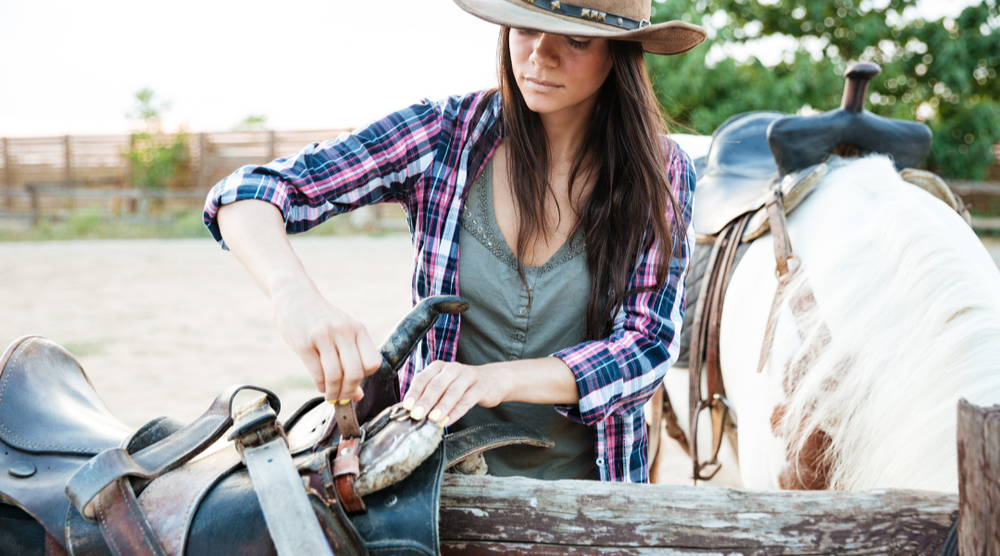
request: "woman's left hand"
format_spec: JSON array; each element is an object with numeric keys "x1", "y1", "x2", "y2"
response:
[{"x1": 402, "y1": 361, "x2": 508, "y2": 427}]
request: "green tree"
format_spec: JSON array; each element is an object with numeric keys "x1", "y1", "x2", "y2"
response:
[
  {"x1": 233, "y1": 114, "x2": 269, "y2": 132},
  {"x1": 123, "y1": 88, "x2": 189, "y2": 190},
  {"x1": 648, "y1": 0, "x2": 1000, "y2": 179}
]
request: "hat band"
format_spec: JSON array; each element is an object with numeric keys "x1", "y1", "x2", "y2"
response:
[{"x1": 518, "y1": 0, "x2": 651, "y2": 31}]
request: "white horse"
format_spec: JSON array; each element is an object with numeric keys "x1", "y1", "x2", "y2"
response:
[{"x1": 660, "y1": 137, "x2": 1000, "y2": 492}]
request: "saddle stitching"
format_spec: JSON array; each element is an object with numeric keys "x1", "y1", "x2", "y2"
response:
[
  {"x1": 117, "y1": 479, "x2": 163, "y2": 555},
  {"x1": 0, "y1": 338, "x2": 92, "y2": 453},
  {"x1": 95, "y1": 485, "x2": 121, "y2": 556}
]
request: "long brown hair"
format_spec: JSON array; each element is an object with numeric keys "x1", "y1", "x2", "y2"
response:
[{"x1": 490, "y1": 27, "x2": 683, "y2": 340}]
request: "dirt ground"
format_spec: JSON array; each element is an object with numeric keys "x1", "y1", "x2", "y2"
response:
[{"x1": 2, "y1": 234, "x2": 999, "y2": 485}]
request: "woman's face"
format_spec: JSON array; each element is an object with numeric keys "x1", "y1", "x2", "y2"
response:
[{"x1": 509, "y1": 28, "x2": 613, "y2": 118}]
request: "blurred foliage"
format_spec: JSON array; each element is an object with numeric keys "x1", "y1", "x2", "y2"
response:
[
  {"x1": 233, "y1": 114, "x2": 269, "y2": 132},
  {"x1": 122, "y1": 88, "x2": 190, "y2": 190},
  {"x1": 648, "y1": 0, "x2": 1000, "y2": 179}
]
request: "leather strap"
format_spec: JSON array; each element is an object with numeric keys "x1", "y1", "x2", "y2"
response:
[
  {"x1": 757, "y1": 188, "x2": 801, "y2": 373},
  {"x1": 443, "y1": 422, "x2": 554, "y2": 469},
  {"x1": 94, "y1": 478, "x2": 167, "y2": 556},
  {"x1": 333, "y1": 437, "x2": 366, "y2": 513},
  {"x1": 66, "y1": 385, "x2": 280, "y2": 520},
  {"x1": 518, "y1": 0, "x2": 650, "y2": 30},
  {"x1": 45, "y1": 531, "x2": 68, "y2": 556},
  {"x1": 687, "y1": 213, "x2": 749, "y2": 482}
]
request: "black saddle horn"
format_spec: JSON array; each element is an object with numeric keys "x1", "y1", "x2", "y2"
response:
[
  {"x1": 355, "y1": 295, "x2": 469, "y2": 422},
  {"x1": 841, "y1": 61, "x2": 881, "y2": 114}
]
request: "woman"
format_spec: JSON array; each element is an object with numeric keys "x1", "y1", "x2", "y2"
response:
[{"x1": 204, "y1": 0, "x2": 705, "y2": 483}]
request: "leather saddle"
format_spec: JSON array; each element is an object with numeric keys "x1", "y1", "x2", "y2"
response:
[{"x1": 0, "y1": 296, "x2": 552, "y2": 556}]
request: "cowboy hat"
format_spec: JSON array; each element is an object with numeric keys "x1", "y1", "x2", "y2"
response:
[{"x1": 452, "y1": 0, "x2": 707, "y2": 55}]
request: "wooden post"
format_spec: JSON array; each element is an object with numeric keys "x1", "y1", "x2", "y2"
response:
[
  {"x1": 197, "y1": 133, "x2": 208, "y2": 190},
  {"x1": 958, "y1": 399, "x2": 1000, "y2": 555},
  {"x1": 2, "y1": 137, "x2": 11, "y2": 209},
  {"x1": 439, "y1": 475, "x2": 957, "y2": 554},
  {"x1": 64, "y1": 135, "x2": 73, "y2": 210},
  {"x1": 268, "y1": 130, "x2": 276, "y2": 161},
  {"x1": 26, "y1": 184, "x2": 38, "y2": 227}
]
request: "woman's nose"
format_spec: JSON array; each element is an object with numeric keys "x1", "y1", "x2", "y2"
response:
[{"x1": 529, "y1": 33, "x2": 560, "y2": 68}]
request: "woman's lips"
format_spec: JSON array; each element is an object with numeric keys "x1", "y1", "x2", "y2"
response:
[{"x1": 523, "y1": 77, "x2": 562, "y2": 93}]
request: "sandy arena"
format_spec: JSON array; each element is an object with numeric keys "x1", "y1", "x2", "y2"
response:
[{"x1": 2, "y1": 234, "x2": 999, "y2": 484}]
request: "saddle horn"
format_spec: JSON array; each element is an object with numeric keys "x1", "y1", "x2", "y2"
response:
[
  {"x1": 841, "y1": 61, "x2": 881, "y2": 114},
  {"x1": 355, "y1": 295, "x2": 469, "y2": 423}
]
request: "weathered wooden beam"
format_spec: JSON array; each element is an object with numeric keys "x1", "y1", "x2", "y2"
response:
[
  {"x1": 958, "y1": 399, "x2": 1000, "y2": 555},
  {"x1": 439, "y1": 475, "x2": 956, "y2": 555}
]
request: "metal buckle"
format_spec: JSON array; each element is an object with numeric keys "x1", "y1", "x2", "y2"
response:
[
  {"x1": 691, "y1": 394, "x2": 733, "y2": 482},
  {"x1": 639, "y1": 19, "x2": 651, "y2": 28}
]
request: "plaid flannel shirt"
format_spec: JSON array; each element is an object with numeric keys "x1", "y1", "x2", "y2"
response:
[{"x1": 204, "y1": 91, "x2": 696, "y2": 482}]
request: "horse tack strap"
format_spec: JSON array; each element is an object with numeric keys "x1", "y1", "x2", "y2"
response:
[
  {"x1": 231, "y1": 395, "x2": 335, "y2": 556},
  {"x1": 333, "y1": 401, "x2": 367, "y2": 513},
  {"x1": 687, "y1": 213, "x2": 750, "y2": 482},
  {"x1": 94, "y1": 478, "x2": 168, "y2": 556},
  {"x1": 66, "y1": 385, "x2": 281, "y2": 520},
  {"x1": 757, "y1": 188, "x2": 802, "y2": 374}
]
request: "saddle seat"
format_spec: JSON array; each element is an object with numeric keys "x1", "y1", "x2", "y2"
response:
[{"x1": 0, "y1": 335, "x2": 135, "y2": 548}]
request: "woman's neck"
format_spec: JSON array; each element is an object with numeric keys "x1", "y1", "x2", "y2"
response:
[{"x1": 537, "y1": 98, "x2": 596, "y2": 168}]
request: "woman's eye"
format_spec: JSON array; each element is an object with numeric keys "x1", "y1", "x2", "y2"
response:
[
  {"x1": 514, "y1": 28, "x2": 538, "y2": 37},
  {"x1": 567, "y1": 37, "x2": 591, "y2": 50}
]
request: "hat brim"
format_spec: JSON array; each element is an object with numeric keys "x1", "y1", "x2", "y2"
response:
[{"x1": 452, "y1": 0, "x2": 707, "y2": 55}]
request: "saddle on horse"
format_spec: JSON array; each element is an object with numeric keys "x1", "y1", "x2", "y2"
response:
[
  {"x1": 0, "y1": 296, "x2": 553, "y2": 556},
  {"x1": 655, "y1": 61, "x2": 970, "y2": 483}
]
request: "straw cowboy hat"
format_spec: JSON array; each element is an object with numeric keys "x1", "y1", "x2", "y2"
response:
[{"x1": 452, "y1": 0, "x2": 707, "y2": 55}]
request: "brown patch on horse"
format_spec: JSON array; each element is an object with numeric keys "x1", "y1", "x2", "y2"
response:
[
  {"x1": 769, "y1": 281, "x2": 839, "y2": 490},
  {"x1": 777, "y1": 429, "x2": 832, "y2": 490}
]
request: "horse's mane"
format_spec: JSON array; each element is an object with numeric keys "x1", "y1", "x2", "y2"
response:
[{"x1": 774, "y1": 155, "x2": 1000, "y2": 492}]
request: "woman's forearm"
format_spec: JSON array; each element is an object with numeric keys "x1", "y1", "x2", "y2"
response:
[
  {"x1": 486, "y1": 357, "x2": 580, "y2": 405},
  {"x1": 216, "y1": 200, "x2": 316, "y2": 300},
  {"x1": 216, "y1": 199, "x2": 383, "y2": 402}
]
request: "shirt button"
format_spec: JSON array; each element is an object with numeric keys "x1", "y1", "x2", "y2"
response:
[
  {"x1": 596, "y1": 457, "x2": 605, "y2": 467},
  {"x1": 515, "y1": 332, "x2": 525, "y2": 341},
  {"x1": 518, "y1": 308, "x2": 527, "y2": 316},
  {"x1": 508, "y1": 355, "x2": 519, "y2": 361}
]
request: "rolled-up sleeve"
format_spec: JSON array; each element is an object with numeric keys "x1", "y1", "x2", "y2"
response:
[
  {"x1": 202, "y1": 100, "x2": 445, "y2": 246},
  {"x1": 553, "y1": 149, "x2": 696, "y2": 425}
]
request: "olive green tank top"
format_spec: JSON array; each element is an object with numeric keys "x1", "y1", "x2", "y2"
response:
[{"x1": 453, "y1": 159, "x2": 598, "y2": 481}]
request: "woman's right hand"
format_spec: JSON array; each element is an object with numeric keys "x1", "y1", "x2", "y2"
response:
[{"x1": 271, "y1": 283, "x2": 384, "y2": 403}]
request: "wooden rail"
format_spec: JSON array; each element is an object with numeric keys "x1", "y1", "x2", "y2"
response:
[{"x1": 436, "y1": 399, "x2": 999, "y2": 554}]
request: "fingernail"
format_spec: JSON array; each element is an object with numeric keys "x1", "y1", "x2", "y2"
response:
[
  {"x1": 438, "y1": 416, "x2": 450, "y2": 429},
  {"x1": 428, "y1": 409, "x2": 442, "y2": 422},
  {"x1": 338, "y1": 399, "x2": 351, "y2": 405},
  {"x1": 327, "y1": 399, "x2": 337, "y2": 405},
  {"x1": 410, "y1": 406, "x2": 425, "y2": 420},
  {"x1": 402, "y1": 397, "x2": 415, "y2": 410}
]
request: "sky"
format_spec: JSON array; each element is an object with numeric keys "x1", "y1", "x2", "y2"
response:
[{"x1": 0, "y1": 0, "x2": 984, "y2": 137}]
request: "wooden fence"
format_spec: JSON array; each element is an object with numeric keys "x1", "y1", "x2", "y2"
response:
[
  {"x1": 436, "y1": 399, "x2": 999, "y2": 554},
  {"x1": 0, "y1": 129, "x2": 351, "y2": 219}
]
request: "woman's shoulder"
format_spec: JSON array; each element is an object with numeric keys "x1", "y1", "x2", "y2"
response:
[{"x1": 659, "y1": 135, "x2": 698, "y2": 196}]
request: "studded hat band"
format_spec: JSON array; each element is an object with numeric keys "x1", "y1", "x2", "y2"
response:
[{"x1": 518, "y1": 0, "x2": 651, "y2": 30}]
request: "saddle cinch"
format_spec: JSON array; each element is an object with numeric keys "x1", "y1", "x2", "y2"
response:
[{"x1": 0, "y1": 296, "x2": 552, "y2": 556}]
